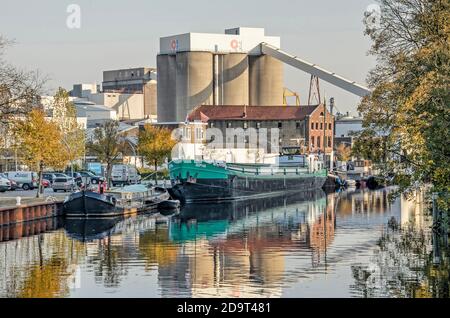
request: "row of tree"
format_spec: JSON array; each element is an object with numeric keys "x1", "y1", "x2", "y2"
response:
[
  {"x1": 353, "y1": 0, "x2": 449, "y2": 206},
  {"x1": 14, "y1": 88, "x2": 85, "y2": 197},
  {"x1": 87, "y1": 120, "x2": 175, "y2": 187}
]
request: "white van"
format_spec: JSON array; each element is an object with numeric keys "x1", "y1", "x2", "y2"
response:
[
  {"x1": 5, "y1": 171, "x2": 39, "y2": 190},
  {"x1": 111, "y1": 165, "x2": 141, "y2": 186}
]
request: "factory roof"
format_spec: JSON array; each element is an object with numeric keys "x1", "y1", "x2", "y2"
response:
[{"x1": 188, "y1": 105, "x2": 322, "y2": 122}]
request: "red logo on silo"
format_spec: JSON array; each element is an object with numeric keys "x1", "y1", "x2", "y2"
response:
[
  {"x1": 230, "y1": 39, "x2": 239, "y2": 50},
  {"x1": 171, "y1": 39, "x2": 178, "y2": 51}
]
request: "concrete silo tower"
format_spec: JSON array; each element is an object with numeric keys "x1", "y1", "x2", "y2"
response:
[{"x1": 157, "y1": 27, "x2": 283, "y2": 122}]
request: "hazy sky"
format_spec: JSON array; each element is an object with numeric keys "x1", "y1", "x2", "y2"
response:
[{"x1": 1, "y1": 0, "x2": 377, "y2": 114}]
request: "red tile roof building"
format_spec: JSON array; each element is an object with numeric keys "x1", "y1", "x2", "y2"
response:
[{"x1": 187, "y1": 104, "x2": 334, "y2": 154}]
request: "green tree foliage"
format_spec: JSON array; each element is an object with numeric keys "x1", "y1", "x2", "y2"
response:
[
  {"x1": 86, "y1": 120, "x2": 124, "y2": 187},
  {"x1": 354, "y1": 0, "x2": 450, "y2": 199},
  {"x1": 138, "y1": 125, "x2": 176, "y2": 179},
  {"x1": 52, "y1": 87, "x2": 85, "y2": 169}
]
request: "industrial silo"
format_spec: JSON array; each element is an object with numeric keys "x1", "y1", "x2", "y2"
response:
[
  {"x1": 219, "y1": 53, "x2": 249, "y2": 105},
  {"x1": 249, "y1": 55, "x2": 283, "y2": 105},
  {"x1": 157, "y1": 54, "x2": 177, "y2": 122},
  {"x1": 175, "y1": 52, "x2": 214, "y2": 122}
]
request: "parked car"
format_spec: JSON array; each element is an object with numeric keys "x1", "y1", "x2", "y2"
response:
[
  {"x1": 0, "y1": 173, "x2": 17, "y2": 191},
  {"x1": 65, "y1": 172, "x2": 83, "y2": 186},
  {"x1": 42, "y1": 179, "x2": 51, "y2": 188},
  {"x1": 4, "y1": 171, "x2": 38, "y2": 190},
  {"x1": 0, "y1": 174, "x2": 11, "y2": 192},
  {"x1": 78, "y1": 171, "x2": 105, "y2": 185},
  {"x1": 52, "y1": 172, "x2": 71, "y2": 179},
  {"x1": 111, "y1": 164, "x2": 141, "y2": 186},
  {"x1": 8, "y1": 179, "x2": 18, "y2": 191},
  {"x1": 52, "y1": 177, "x2": 75, "y2": 192},
  {"x1": 43, "y1": 173, "x2": 57, "y2": 184}
]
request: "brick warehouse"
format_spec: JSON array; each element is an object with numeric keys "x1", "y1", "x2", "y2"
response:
[{"x1": 187, "y1": 104, "x2": 333, "y2": 155}]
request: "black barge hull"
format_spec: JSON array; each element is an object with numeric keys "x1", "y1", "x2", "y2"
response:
[
  {"x1": 171, "y1": 174, "x2": 327, "y2": 203},
  {"x1": 63, "y1": 191, "x2": 119, "y2": 217}
]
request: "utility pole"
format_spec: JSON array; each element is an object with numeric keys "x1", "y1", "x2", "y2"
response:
[
  {"x1": 329, "y1": 98, "x2": 335, "y2": 171},
  {"x1": 323, "y1": 99, "x2": 327, "y2": 169}
]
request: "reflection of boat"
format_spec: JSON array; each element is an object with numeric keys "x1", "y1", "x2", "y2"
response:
[
  {"x1": 64, "y1": 217, "x2": 123, "y2": 242},
  {"x1": 63, "y1": 186, "x2": 171, "y2": 217},
  {"x1": 170, "y1": 190, "x2": 326, "y2": 242},
  {"x1": 346, "y1": 179, "x2": 357, "y2": 188},
  {"x1": 64, "y1": 212, "x2": 174, "y2": 242},
  {"x1": 177, "y1": 190, "x2": 324, "y2": 222},
  {"x1": 169, "y1": 160, "x2": 327, "y2": 203},
  {"x1": 158, "y1": 199, "x2": 181, "y2": 210}
]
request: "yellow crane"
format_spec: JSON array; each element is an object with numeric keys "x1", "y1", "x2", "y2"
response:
[{"x1": 283, "y1": 87, "x2": 301, "y2": 106}]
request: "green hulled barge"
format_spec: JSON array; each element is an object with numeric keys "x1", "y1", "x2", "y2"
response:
[{"x1": 169, "y1": 160, "x2": 327, "y2": 203}]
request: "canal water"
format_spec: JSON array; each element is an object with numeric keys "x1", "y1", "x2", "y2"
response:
[{"x1": 0, "y1": 187, "x2": 448, "y2": 298}]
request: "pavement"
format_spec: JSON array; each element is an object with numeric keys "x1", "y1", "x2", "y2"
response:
[
  {"x1": 0, "y1": 180, "x2": 171, "y2": 208},
  {"x1": 0, "y1": 188, "x2": 69, "y2": 208}
]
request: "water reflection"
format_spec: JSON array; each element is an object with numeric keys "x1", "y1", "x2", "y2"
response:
[{"x1": 0, "y1": 187, "x2": 447, "y2": 298}]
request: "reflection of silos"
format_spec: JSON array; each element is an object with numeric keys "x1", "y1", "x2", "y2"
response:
[
  {"x1": 176, "y1": 52, "x2": 213, "y2": 122},
  {"x1": 157, "y1": 54, "x2": 177, "y2": 122},
  {"x1": 220, "y1": 53, "x2": 249, "y2": 105},
  {"x1": 249, "y1": 55, "x2": 283, "y2": 105}
]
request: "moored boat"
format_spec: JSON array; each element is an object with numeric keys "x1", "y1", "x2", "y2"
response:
[
  {"x1": 63, "y1": 185, "x2": 172, "y2": 217},
  {"x1": 169, "y1": 159, "x2": 327, "y2": 203},
  {"x1": 63, "y1": 191, "x2": 118, "y2": 217}
]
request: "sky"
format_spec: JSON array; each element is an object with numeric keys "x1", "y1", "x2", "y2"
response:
[{"x1": 0, "y1": 0, "x2": 377, "y2": 114}]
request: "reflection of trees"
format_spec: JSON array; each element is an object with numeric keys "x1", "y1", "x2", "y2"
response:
[
  {"x1": 90, "y1": 236, "x2": 128, "y2": 288},
  {"x1": 18, "y1": 256, "x2": 70, "y2": 298},
  {"x1": 351, "y1": 224, "x2": 449, "y2": 298},
  {"x1": 5, "y1": 233, "x2": 85, "y2": 298},
  {"x1": 139, "y1": 227, "x2": 178, "y2": 269}
]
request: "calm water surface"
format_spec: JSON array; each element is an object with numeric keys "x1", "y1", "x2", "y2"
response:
[{"x1": 0, "y1": 187, "x2": 448, "y2": 298}]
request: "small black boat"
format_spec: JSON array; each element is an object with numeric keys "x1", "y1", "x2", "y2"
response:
[
  {"x1": 63, "y1": 191, "x2": 118, "y2": 217},
  {"x1": 63, "y1": 186, "x2": 173, "y2": 217}
]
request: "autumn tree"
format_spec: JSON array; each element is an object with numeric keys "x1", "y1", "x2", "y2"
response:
[
  {"x1": 138, "y1": 125, "x2": 176, "y2": 182},
  {"x1": 354, "y1": 0, "x2": 450, "y2": 199},
  {"x1": 52, "y1": 87, "x2": 85, "y2": 175},
  {"x1": 14, "y1": 109, "x2": 66, "y2": 197},
  {"x1": 0, "y1": 36, "x2": 45, "y2": 122},
  {"x1": 86, "y1": 120, "x2": 125, "y2": 187},
  {"x1": 336, "y1": 143, "x2": 352, "y2": 162}
]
